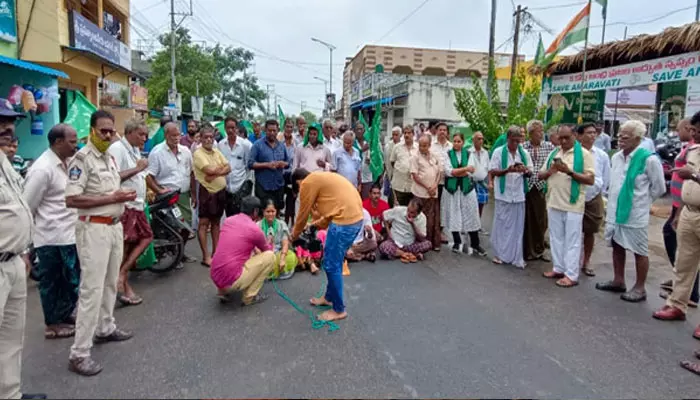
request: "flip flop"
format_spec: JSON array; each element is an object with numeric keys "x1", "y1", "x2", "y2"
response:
[
  {"x1": 44, "y1": 325, "x2": 75, "y2": 339},
  {"x1": 582, "y1": 266, "x2": 596, "y2": 277},
  {"x1": 556, "y1": 277, "x2": 579, "y2": 288},
  {"x1": 543, "y1": 271, "x2": 565, "y2": 279},
  {"x1": 200, "y1": 261, "x2": 211, "y2": 268},
  {"x1": 117, "y1": 292, "x2": 143, "y2": 306},
  {"x1": 620, "y1": 290, "x2": 647, "y2": 303},
  {"x1": 595, "y1": 280, "x2": 627, "y2": 293},
  {"x1": 680, "y1": 360, "x2": 700, "y2": 376}
]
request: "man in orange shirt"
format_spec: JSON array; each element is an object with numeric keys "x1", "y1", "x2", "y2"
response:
[{"x1": 291, "y1": 169, "x2": 364, "y2": 322}]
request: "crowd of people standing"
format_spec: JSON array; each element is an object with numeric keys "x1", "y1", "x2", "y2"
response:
[{"x1": 7, "y1": 94, "x2": 700, "y2": 399}]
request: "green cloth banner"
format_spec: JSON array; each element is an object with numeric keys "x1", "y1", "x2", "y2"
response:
[
  {"x1": 368, "y1": 100, "x2": 384, "y2": 181},
  {"x1": 136, "y1": 204, "x2": 157, "y2": 269}
]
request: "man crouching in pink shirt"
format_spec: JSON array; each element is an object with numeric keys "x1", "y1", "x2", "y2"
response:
[{"x1": 211, "y1": 196, "x2": 276, "y2": 305}]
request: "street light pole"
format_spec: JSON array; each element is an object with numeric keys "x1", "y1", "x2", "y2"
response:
[
  {"x1": 314, "y1": 76, "x2": 329, "y2": 97},
  {"x1": 311, "y1": 37, "x2": 336, "y2": 95}
]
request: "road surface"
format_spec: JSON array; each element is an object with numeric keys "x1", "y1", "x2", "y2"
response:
[{"x1": 20, "y1": 208, "x2": 700, "y2": 398}]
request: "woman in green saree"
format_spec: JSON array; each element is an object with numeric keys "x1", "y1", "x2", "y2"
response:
[{"x1": 258, "y1": 199, "x2": 298, "y2": 280}]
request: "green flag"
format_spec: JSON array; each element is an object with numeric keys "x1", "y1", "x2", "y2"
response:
[
  {"x1": 242, "y1": 120, "x2": 254, "y2": 136},
  {"x1": 368, "y1": 101, "x2": 384, "y2": 181},
  {"x1": 534, "y1": 34, "x2": 546, "y2": 66},
  {"x1": 215, "y1": 120, "x2": 226, "y2": 138},
  {"x1": 358, "y1": 112, "x2": 370, "y2": 141},
  {"x1": 595, "y1": 0, "x2": 607, "y2": 18},
  {"x1": 63, "y1": 91, "x2": 97, "y2": 139},
  {"x1": 278, "y1": 105, "x2": 285, "y2": 129}
]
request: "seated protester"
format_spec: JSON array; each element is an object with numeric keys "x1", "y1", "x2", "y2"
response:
[
  {"x1": 346, "y1": 208, "x2": 378, "y2": 262},
  {"x1": 294, "y1": 207, "x2": 327, "y2": 275},
  {"x1": 211, "y1": 196, "x2": 275, "y2": 305},
  {"x1": 378, "y1": 198, "x2": 432, "y2": 262},
  {"x1": 258, "y1": 199, "x2": 297, "y2": 280},
  {"x1": 362, "y1": 183, "x2": 390, "y2": 240}
]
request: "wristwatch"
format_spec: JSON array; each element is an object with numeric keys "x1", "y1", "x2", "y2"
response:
[{"x1": 566, "y1": 171, "x2": 574, "y2": 176}]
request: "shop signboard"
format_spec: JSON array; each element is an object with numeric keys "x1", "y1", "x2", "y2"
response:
[
  {"x1": 360, "y1": 74, "x2": 373, "y2": 99},
  {"x1": 99, "y1": 78, "x2": 128, "y2": 107},
  {"x1": 69, "y1": 11, "x2": 131, "y2": 70},
  {"x1": 543, "y1": 51, "x2": 700, "y2": 95},
  {"x1": 130, "y1": 85, "x2": 148, "y2": 111},
  {"x1": 350, "y1": 81, "x2": 360, "y2": 103},
  {"x1": 685, "y1": 77, "x2": 700, "y2": 118},
  {"x1": 0, "y1": 0, "x2": 16, "y2": 43}
]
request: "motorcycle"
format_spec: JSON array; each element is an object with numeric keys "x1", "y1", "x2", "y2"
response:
[
  {"x1": 143, "y1": 190, "x2": 192, "y2": 273},
  {"x1": 655, "y1": 134, "x2": 681, "y2": 191}
]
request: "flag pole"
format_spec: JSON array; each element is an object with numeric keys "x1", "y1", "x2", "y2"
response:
[
  {"x1": 600, "y1": 5, "x2": 607, "y2": 44},
  {"x1": 577, "y1": 0, "x2": 592, "y2": 124}
]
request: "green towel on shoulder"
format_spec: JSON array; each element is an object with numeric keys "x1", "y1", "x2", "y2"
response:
[
  {"x1": 489, "y1": 133, "x2": 507, "y2": 157},
  {"x1": 615, "y1": 148, "x2": 653, "y2": 224},
  {"x1": 499, "y1": 144, "x2": 529, "y2": 195}
]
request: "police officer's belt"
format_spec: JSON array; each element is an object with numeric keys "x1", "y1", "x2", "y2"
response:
[
  {"x1": 0, "y1": 252, "x2": 17, "y2": 263},
  {"x1": 79, "y1": 215, "x2": 119, "y2": 225}
]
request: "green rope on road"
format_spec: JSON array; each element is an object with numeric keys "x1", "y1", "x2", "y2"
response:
[{"x1": 270, "y1": 276, "x2": 340, "y2": 333}]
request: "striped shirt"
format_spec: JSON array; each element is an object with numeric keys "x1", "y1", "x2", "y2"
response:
[
  {"x1": 671, "y1": 140, "x2": 695, "y2": 208},
  {"x1": 523, "y1": 140, "x2": 555, "y2": 191}
]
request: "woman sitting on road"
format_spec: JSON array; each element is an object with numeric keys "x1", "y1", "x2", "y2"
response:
[{"x1": 258, "y1": 199, "x2": 297, "y2": 280}]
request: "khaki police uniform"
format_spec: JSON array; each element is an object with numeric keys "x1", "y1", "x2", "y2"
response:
[
  {"x1": 0, "y1": 152, "x2": 33, "y2": 400},
  {"x1": 65, "y1": 142, "x2": 125, "y2": 360},
  {"x1": 669, "y1": 144, "x2": 700, "y2": 313}
]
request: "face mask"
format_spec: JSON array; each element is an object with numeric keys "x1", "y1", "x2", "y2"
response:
[{"x1": 90, "y1": 129, "x2": 111, "y2": 153}]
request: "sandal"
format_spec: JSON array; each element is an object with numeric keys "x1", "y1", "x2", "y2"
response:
[
  {"x1": 242, "y1": 293, "x2": 269, "y2": 306},
  {"x1": 680, "y1": 360, "x2": 700, "y2": 376},
  {"x1": 117, "y1": 292, "x2": 143, "y2": 306},
  {"x1": 582, "y1": 266, "x2": 596, "y2": 277},
  {"x1": 556, "y1": 277, "x2": 579, "y2": 288},
  {"x1": 543, "y1": 271, "x2": 565, "y2": 279},
  {"x1": 595, "y1": 280, "x2": 627, "y2": 293},
  {"x1": 492, "y1": 257, "x2": 503, "y2": 265},
  {"x1": 45, "y1": 324, "x2": 75, "y2": 339},
  {"x1": 310, "y1": 297, "x2": 333, "y2": 307},
  {"x1": 620, "y1": 290, "x2": 647, "y2": 303}
]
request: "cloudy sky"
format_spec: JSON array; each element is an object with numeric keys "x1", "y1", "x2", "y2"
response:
[{"x1": 129, "y1": 0, "x2": 697, "y2": 116}]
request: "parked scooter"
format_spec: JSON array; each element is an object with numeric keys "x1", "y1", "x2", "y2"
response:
[{"x1": 143, "y1": 190, "x2": 192, "y2": 273}]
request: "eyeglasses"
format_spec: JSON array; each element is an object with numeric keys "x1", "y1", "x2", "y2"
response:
[
  {"x1": 0, "y1": 128, "x2": 14, "y2": 137},
  {"x1": 98, "y1": 128, "x2": 116, "y2": 135}
]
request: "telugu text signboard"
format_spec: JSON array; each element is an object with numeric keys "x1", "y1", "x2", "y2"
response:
[
  {"x1": 69, "y1": 11, "x2": 131, "y2": 70},
  {"x1": 543, "y1": 52, "x2": 700, "y2": 95},
  {"x1": 130, "y1": 85, "x2": 148, "y2": 111},
  {"x1": 0, "y1": 0, "x2": 17, "y2": 43}
]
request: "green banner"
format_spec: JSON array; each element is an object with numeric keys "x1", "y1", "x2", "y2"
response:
[
  {"x1": 547, "y1": 90, "x2": 605, "y2": 124},
  {"x1": 0, "y1": 0, "x2": 17, "y2": 43}
]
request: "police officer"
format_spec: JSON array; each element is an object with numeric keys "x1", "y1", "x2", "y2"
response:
[
  {"x1": 65, "y1": 110, "x2": 136, "y2": 376},
  {"x1": 0, "y1": 98, "x2": 46, "y2": 399}
]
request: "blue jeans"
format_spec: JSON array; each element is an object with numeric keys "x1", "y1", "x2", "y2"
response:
[{"x1": 323, "y1": 221, "x2": 363, "y2": 313}]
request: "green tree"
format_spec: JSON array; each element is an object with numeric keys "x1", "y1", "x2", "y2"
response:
[
  {"x1": 145, "y1": 28, "x2": 220, "y2": 111},
  {"x1": 300, "y1": 110, "x2": 318, "y2": 124},
  {"x1": 207, "y1": 44, "x2": 267, "y2": 119},
  {"x1": 454, "y1": 60, "x2": 563, "y2": 146}
]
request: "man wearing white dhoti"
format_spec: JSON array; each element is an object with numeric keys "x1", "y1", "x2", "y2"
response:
[
  {"x1": 441, "y1": 133, "x2": 486, "y2": 256},
  {"x1": 538, "y1": 125, "x2": 595, "y2": 288},
  {"x1": 596, "y1": 120, "x2": 665, "y2": 302},
  {"x1": 488, "y1": 126, "x2": 532, "y2": 268}
]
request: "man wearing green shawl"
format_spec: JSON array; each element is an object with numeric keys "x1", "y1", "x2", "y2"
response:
[
  {"x1": 488, "y1": 126, "x2": 532, "y2": 269},
  {"x1": 538, "y1": 125, "x2": 595, "y2": 288},
  {"x1": 596, "y1": 120, "x2": 665, "y2": 302}
]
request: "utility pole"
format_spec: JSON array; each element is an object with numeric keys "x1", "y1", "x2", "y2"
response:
[
  {"x1": 274, "y1": 94, "x2": 279, "y2": 119},
  {"x1": 696, "y1": 0, "x2": 699, "y2": 21},
  {"x1": 266, "y1": 84, "x2": 274, "y2": 119},
  {"x1": 486, "y1": 0, "x2": 497, "y2": 102},
  {"x1": 311, "y1": 37, "x2": 336, "y2": 95},
  {"x1": 510, "y1": 5, "x2": 526, "y2": 86},
  {"x1": 300, "y1": 101, "x2": 306, "y2": 114},
  {"x1": 170, "y1": 0, "x2": 176, "y2": 94}
]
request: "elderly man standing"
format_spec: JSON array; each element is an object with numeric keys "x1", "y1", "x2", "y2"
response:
[
  {"x1": 596, "y1": 120, "x2": 665, "y2": 301},
  {"x1": 391, "y1": 125, "x2": 419, "y2": 206},
  {"x1": 523, "y1": 120, "x2": 555, "y2": 261},
  {"x1": 332, "y1": 131, "x2": 362, "y2": 188},
  {"x1": 108, "y1": 119, "x2": 153, "y2": 306},
  {"x1": 411, "y1": 134, "x2": 443, "y2": 251},
  {"x1": 24, "y1": 124, "x2": 80, "y2": 339},
  {"x1": 294, "y1": 115, "x2": 307, "y2": 146},
  {"x1": 219, "y1": 116, "x2": 252, "y2": 217},
  {"x1": 65, "y1": 110, "x2": 137, "y2": 376},
  {"x1": 489, "y1": 126, "x2": 532, "y2": 268},
  {"x1": 653, "y1": 113, "x2": 700, "y2": 322},
  {"x1": 322, "y1": 119, "x2": 341, "y2": 154},
  {"x1": 577, "y1": 123, "x2": 610, "y2": 277},
  {"x1": 538, "y1": 125, "x2": 595, "y2": 288},
  {"x1": 193, "y1": 127, "x2": 231, "y2": 267}
]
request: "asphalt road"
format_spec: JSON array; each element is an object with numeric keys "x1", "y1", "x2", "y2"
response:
[{"x1": 19, "y1": 208, "x2": 700, "y2": 399}]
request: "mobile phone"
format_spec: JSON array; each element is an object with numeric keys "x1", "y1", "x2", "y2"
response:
[{"x1": 553, "y1": 157, "x2": 562, "y2": 164}]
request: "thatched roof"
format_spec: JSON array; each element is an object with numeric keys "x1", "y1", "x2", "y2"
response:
[{"x1": 546, "y1": 21, "x2": 700, "y2": 75}]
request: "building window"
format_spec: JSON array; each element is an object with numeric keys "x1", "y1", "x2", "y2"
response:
[{"x1": 103, "y1": 10, "x2": 122, "y2": 41}]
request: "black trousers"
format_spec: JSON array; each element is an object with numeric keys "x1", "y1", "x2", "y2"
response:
[
  {"x1": 225, "y1": 181, "x2": 253, "y2": 217},
  {"x1": 255, "y1": 181, "x2": 285, "y2": 212}
]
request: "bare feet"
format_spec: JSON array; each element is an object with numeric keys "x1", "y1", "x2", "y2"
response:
[
  {"x1": 310, "y1": 297, "x2": 332, "y2": 307},
  {"x1": 309, "y1": 262, "x2": 320, "y2": 274},
  {"x1": 318, "y1": 309, "x2": 348, "y2": 322}
]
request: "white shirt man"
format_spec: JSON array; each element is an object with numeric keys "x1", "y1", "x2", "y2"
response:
[
  {"x1": 148, "y1": 142, "x2": 193, "y2": 194},
  {"x1": 109, "y1": 137, "x2": 147, "y2": 211},
  {"x1": 217, "y1": 135, "x2": 251, "y2": 216}
]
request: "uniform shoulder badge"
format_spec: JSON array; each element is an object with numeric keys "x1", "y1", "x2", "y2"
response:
[{"x1": 69, "y1": 166, "x2": 82, "y2": 181}]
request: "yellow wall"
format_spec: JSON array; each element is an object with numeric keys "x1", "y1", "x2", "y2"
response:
[{"x1": 495, "y1": 58, "x2": 563, "y2": 88}]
